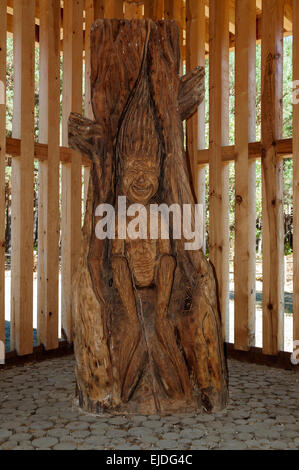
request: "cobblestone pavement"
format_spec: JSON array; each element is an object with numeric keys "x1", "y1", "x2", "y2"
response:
[{"x1": 0, "y1": 356, "x2": 298, "y2": 450}]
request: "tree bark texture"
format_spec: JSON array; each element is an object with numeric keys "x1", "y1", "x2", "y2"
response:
[{"x1": 69, "y1": 19, "x2": 228, "y2": 415}]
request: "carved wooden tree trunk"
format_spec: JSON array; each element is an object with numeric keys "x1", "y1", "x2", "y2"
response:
[{"x1": 69, "y1": 19, "x2": 228, "y2": 415}]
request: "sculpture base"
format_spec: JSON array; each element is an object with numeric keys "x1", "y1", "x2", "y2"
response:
[
  {"x1": 77, "y1": 387, "x2": 200, "y2": 416},
  {"x1": 76, "y1": 378, "x2": 228, "y2": 416}
]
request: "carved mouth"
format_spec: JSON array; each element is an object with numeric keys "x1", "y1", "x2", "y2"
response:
[{"x1": 132, "y1": 185, "x2": 152, "y2": 195}]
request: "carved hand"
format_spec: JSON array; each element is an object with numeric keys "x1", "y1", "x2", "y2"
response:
[
  {"x1": 178, "y1": 66, "x2": 205, "y2": 121},
  {"x1": 68, "y1": 112, "x2": 104, "y2": 162}
]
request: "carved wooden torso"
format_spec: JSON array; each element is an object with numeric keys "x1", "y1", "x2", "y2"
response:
[
  {"x1": 113, "y1": 209, "x2": 172, "y2": 289},
  {"x1": 126, "y1": 238, "x2": 157, "y2": 288}
]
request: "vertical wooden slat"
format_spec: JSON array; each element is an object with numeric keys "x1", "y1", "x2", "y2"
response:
[
  {"x1": 11, "y1": 0, "x2": 35, "y2": 355},
  {"x1": 83, "y1": 0, "x2": 93, "y2": 204},
  {"x1": 293, "y1": 0, "x2": 299, "y2": 354},
  {"x1": 164, "y1": 0, "x2": 181, "y2": 20},
  {"x1": 186, "y1": 0, "x2": 206, "y2": 211},
  {"x1": 144, "y1": 0, "x2": 151, "y2": 18},
  {"x1": 83, "y1": 0, "x2": 104, "y2": 205},
  {"x1": 89, "y1": 0, "x2": 105, "y2": 18},
  {"x1": 209, "y1": 0, "x2": 230, "y2": 341},
  {"x1": 61, "y1": 0, "x2": 83, "y2": 342},
  {"x1": 104, "y1": 0, "x2": 124, "y2": 18},
  {"x1": 85, "y1": 1, "x2": 105, "y2": 112},
  {"x1": 37, "y1": 0, "x2": 60, "y2": 350},
  {"x1": 234, "y1": 0, "x2": 256, "y2": 350},
  {"x1": 165, "y1": 0, "x2": 182, "y2": 71},
  {"x1": 0, "y1": 1, "x2": 6, "y2": 347},
  {"x1": 261, "y1": 0, "x2": 284, "y2": 355},
  {"x1": 144, "y1": 0, "x2": 164, "y2": 20}
]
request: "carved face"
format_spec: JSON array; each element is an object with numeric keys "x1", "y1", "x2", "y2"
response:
[{"x1": 122, "y1": 158, "x2": 160, "y2": 204}]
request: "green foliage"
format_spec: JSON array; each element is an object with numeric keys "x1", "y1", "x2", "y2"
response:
[
  {"x1": 204, "y1": 37, "x2": 294, "y2": 257},
  {"x1": 4, "y1": 36, "x2": 295, "y2": 256},
  {"x1": 6, "y1": 38, "x2": 13, "y2": 138},
  {"x1": 283, "y1": 37, "x2": 293, "y2": 139}
]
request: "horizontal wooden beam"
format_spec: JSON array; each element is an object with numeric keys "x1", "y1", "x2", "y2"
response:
[
  {"x1": 226, "y1": 343, "x2": 299, "y2": 371},
  {"x1": 284, "y1": 0, "x2": 293, "y2": 31},
  {"x1": 6, "y1": 137, "x2": 91, "y2": 166},
  {"x1": 6, "y1": 136, "x2": 292, "y2": 167},
  {"x1": 1, "y1": 341, "x2": 298, "y2": 371},
  {"x1": 0, "y1": 341, "x2": 74, "y2": 369},
  {"x1": 198, "y1": 138, "x2": 293, "y2": 164}
]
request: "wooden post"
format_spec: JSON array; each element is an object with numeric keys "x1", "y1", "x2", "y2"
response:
[
  {"x1": 11, "y1": 0, "x2": 35, "y2": 355},
  {"x1": 144, "y1": 0, "x2": 164, "y2": 20},
  {"x1": 83, "y1": 0, "x2": 105, "y2": 205},
  {"x1": 37, "y1": 0, "x2": 60, "y2": 350},
  {"x1": 234, "y1": 0, "x2": 256, "y2": 350},
  {"x1": 90, "y1": 0, "x2": 105, "y2": 18},
  {"x1": 164, "y1": 0, "x2": 181, "y2": 20},
  {"x1": 144, "y1": 0, "x2": 152, "y2": 18},
  {"x1": 0, "y1": 1, "x2": 6, "y2": 347},
  {"x1": 293, "y1": 0, "x2": 299, "y2": 355},
  {"x1": 186, "y1": 0, "x2": 206, "y2": 239},
  {"x1": 165, "y1": 0, "x2": 182, "y2": 72},
  {"x1": 61, "y1": 0, "x2": 83, "y2": 342},
  {"x1": 209, "y1": 0, "x2": 230, "y2": 341},
  {"x1": 261, "y1": 0, "x2": 284, "y2": 355},
  {"x1": 104, "y1": 0, "x2": 124, "y2": 18}
]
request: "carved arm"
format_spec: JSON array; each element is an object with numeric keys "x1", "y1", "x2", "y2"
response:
[
  {"x1": 68, "y1": 66, "x2": 204, "y2": 159},
  {"x1": 178, "y1": 66, "x2": 205, "y2": 121},
  {"x1": 68, "y1": 112, "x2": 104, "y2": 162}
]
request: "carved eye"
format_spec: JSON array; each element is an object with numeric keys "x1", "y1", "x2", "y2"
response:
[
  {"x1": 184, "y1": 297, "x2": 192, "y2": 311},
  {"x1": 184, "y1": 287, "x2": 192, "y2": 311}
]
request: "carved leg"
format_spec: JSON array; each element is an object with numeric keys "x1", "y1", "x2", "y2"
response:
[
  {"x1": 199, "y1": 303, "x2": 228, "y2": 411},
  {"x1": 184, "y1": 294, "x2": 228, "y2": 412},
  {"x1": 154, "y1": 255, "x2": 191, "y2": 399},
  {"x1": 111, "y1": 255, "x2": 147, "y2": 402}
]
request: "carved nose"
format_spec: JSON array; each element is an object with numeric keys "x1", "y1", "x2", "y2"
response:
[{"x1": 137, "y1": 174, "x2": 145, "y2": 184}]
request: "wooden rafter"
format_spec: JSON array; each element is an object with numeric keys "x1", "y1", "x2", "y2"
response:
[
  {"x1": 256, "y1": 0, "x2": 292, "y2": 32},
  {"x1": 5, "y1": 1, "x2": 293, "y2": 55}
]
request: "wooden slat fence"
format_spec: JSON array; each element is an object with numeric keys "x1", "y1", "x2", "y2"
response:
[{"x1": 0, "y1": 0, "x2": 297, "y2": 366}]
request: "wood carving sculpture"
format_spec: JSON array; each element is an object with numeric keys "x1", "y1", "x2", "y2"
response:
[{"x1": 69, "y1": 19, "x2": 228, "y2": 415}]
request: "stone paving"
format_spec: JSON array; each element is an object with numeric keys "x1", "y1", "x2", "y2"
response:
[{"x1": 0, "y1": 356, "x2": 298, "y2": 450}]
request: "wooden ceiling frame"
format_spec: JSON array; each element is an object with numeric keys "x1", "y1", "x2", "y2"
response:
[{"x1": 5, "y1": 0, "x2": 293, "y2": 54}]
